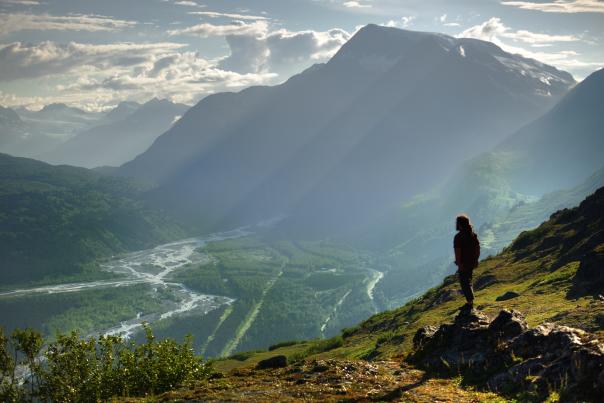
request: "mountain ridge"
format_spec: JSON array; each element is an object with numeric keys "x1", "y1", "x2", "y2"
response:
[
  {"x1": 39, "y1": 98, "x2": 189, "y2": 168},
  {"x1": 118, "y1": 24, "x2": 574, "y2": 233}
]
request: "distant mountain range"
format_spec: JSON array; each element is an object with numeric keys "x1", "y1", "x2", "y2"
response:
[
  {"x1": 0, "y1": 99, "x2": 189, "y2": 168},
  {"x1": 39, "y1": 98, "x2": 189, "y2": 168},
  {"x1": 118, "y1": 24, "x2": 575, "y2": 233}
]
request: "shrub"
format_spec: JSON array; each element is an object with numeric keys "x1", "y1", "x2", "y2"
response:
[{"x1": 0, "y1": 324, "x2": 211, "y2": 402}]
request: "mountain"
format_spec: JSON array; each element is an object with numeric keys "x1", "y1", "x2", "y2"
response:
[
  {"x1": 0, "y1": 153, "x2": 186, "y2": 286},
  {"x1": 39, "y1": 98, "x2": 188, "y2": 168},
  {"x1": 494, "y1": 67, "x2": 604, "y2": 195},
  {"x1": 102, "y1": 101, "x2": 141, "y2": 123},
  {"x1": 0, "y1": 105, "x2": 62, "y2": 158},
  {"x1": 0, "y1": 106, "x2": 27, "y2": 147},
  {"x1": 353, "y1": 67, "x2": 604, "y2": 306},
  {"x1": 165, "y1": 186, "x2": 604, "y2": 402},
  {"x1": 118, "y1": 24, "x2": 574, "y2": 233},
  {"x1": 2, "y1": 104, "x2": 105, "y2": 158},
  {"x1": 17, "y1": 103, "x2": 102, "y2": 139}
]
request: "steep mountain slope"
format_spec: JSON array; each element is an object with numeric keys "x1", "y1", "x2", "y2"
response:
[
  {"x1": 39, "y1": 99, "x2": 188, "y2": 168},
  {"x1": 118, "y1": 24, "x2": 574, "y2": 232},
  {"x1": 0, "y1": 153, "x2": 186, "y2": 286},
  {"x1": 497, "y1": 67, "x2": 604, "y2": 194},
  {"x1": 169, "y1": 186, "x2": 604, "y2": 401},
  {"x1": 358, "y1": 68, "x2": 604, "y2": 306}
]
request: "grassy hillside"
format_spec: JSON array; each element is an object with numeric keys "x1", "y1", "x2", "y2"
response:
[
  {"x1": 173, "y1": 187, "x2": 604, "y2": 401},
  {"x1": 0, "y1": 153, "x2": 186, "y2": 286},
  {"x1": 326, "y1": 186, "x2": 604, "y2": 360}
]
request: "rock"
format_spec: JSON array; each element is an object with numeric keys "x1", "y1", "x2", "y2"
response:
[
  {"x1": 488, "y1": 309, "x2": 528, "y2": 341},
  {"x1": 454, "y1": 308, "x2": 490, "y2": 328},
  {"x1": 410, "y1": 308, "x2": 604, "y2": 401},
  {"x1": 509, "y1": 323, "x2": 588, "y2": 359},
  {"x1": 412, "y1": 325, "x2": 437, "y2": 349},
  {"x1": 495, "y1": 291, "x2": 520, "y2": 301},
  {"x1": 256, "y1": 355, "x2": 288, "y2": 370},
  {"x1": 570, "y1": 343, "x2": 604, "y2": 391}
]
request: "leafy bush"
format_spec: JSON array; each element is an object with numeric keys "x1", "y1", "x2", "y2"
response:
[{"x1": 0, "y1": 325, "x2": 211, "y2": 402}]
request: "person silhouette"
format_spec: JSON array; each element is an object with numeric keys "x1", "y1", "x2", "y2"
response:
[{"x1": 454, "y1": 214, "x2": 480, "y2": 310}]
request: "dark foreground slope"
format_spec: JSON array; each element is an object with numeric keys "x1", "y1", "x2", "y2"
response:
[
  {"x1": 163, "y1": 187, "x2": 604, "y2": 401},
  {"x1": 0, "y1": 153, "x2": 186, "y2": 286}
]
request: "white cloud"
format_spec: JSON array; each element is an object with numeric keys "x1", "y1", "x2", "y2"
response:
[
  {"x1": 501, "y1": 0, "x2": 604, "y2": 13},
  {"x1": 168, "y1": 20, "x2": 268, "y2": 37},
  {"x1": 0, "y1": 13, "x2": 137, "y2": 36},
  {"x1": 458, "y1": 17, "x2": 603, "y2": 78},
  {"x1": 342, "y1": 1, "x2": 372, "y2": 8},
  {"x1": 383, "y1": 16, "x2": 415, "y2": 28},
  {"x1": 0, "y1": 41, "x2": 185, "y2": 81},
  {"x1": 0, "y1": 0, "x2": 42, "y2": 5},
  {"x1": 458, "y1": 17, "x2": 579, "y2": 44},
  {"x1": 174, "y1": 1, "x2": 202, "y2": 6},
  {"x1": 437, "y1": 13, "x2": 461, "y2": 27},
  {"x1": 218, "y1": 27, "x2": 351, "y2": 74},
  {"x1": 188, "y1": 11, "x2": 269, "y2": 20}
]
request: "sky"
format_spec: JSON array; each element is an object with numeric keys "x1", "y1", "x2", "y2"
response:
[{"x1": 0, "y1": 0, "x2": 602, "y2": 111}]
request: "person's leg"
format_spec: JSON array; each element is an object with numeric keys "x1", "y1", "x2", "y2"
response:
[{"x1": 458, "y1": 270, "x2": 474, "y2": 305}]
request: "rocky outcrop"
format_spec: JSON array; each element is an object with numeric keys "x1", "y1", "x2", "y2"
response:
[{"x1": 410, "y1": 309, "x2": 604, "y2": 401}]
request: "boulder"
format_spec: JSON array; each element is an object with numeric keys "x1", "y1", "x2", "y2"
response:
[
  {"x1": 256, "y1": 355, "x2": 288, "y2": 370},
  {"x1": 488, "y1": 309, "x2": 528, "y2": 341}
]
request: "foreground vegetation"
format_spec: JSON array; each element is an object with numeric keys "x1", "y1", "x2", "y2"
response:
[{"x1": 0, "y1": 325, "x2": 210, "y2": 402}]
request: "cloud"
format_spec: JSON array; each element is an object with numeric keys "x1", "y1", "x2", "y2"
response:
[
  {"x1": 458, "y1": 17, "x2": 579, "y2": 44},
  {"x1": 174, "y1": 0, "x2": 202, "y2": 6},
  {"x1": 383, "y1": 16, "x2": 415, "y2": 28},
  {"x1": 188, "y1": 11, "x2": 269, "y2": 20},
  {"x1": 0, "y1": 0, "x2": 42, "y2": 5},
  {"x1": 170, "y1": 19, "x2": 350, "y2": 75},
  {"x1": 218, "y1": 27, "x2": 351, "y2": 74},
  {"x1": 57, "y1": 51, "x2": 277, "y2": 104},
  {"x1": 458, "y1": 17, "x2": 603, "y2": 78},
  {"x1": 437, "y1": 13, "x2": 460, "y2": 27},
  {"x1": 168, "y1": 20, "x2": 268, "y2": 37},
  {"x1": 0, "y1": 41, "x2": 185, "y2": 81},
  {"x1": 342, "y1": 1, "x2": 371, "y2": 8},
  {"x1": 501, "y1": 0, "x2": 604, "y2": 13},
  {"x1": 0, "y1": 13, "x2": 137, "y2": 36}
]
